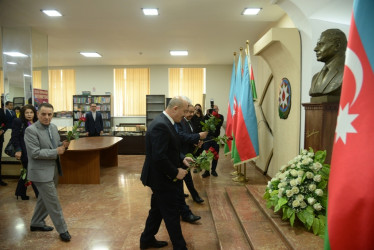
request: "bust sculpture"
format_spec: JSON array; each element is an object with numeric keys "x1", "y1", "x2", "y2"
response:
[{"x1": 309, "y1": 29, "x2": 347, "y2": 101}]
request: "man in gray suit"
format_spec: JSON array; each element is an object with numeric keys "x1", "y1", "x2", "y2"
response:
[{"x1": 24, "y1": 103, "x2": 71, "y2": 242}]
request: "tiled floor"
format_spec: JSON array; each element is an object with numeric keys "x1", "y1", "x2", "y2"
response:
[{"x1": 0, "y1": 153, "x2": 268, "y2": 249}]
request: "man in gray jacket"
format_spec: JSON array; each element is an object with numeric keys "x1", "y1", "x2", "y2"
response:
[{"x1": 24, "y1": 103, "x2": 71, "y2": 242}]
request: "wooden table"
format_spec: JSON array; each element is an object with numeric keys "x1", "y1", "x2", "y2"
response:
[{"x1": 59, "y1": 136, "x2": 123, "y2": 184}]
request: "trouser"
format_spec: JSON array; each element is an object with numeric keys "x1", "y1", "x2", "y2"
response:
[
  {"x1": 141, "y1": 188, "x2": 187, "y2": 250},
  {"x1": 15, "y1": 160, "x2": 39, "y2": 197},
  {"x1": 177, "y1": 180, "x2": 192, "y2": 218},
  {"x1": 30, "y1": 170, "x2": 67, "y2": 234},
  {"x1": 203, "y1": 140, "x2": 220, "y2": 172},
  {"x1": 183, "y1": 171, "x2": 198, "y2": 198}
]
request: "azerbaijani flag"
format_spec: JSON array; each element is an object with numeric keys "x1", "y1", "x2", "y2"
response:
[
  {"x1": 325, "y1": 0, "x2": 374, "y2": 249},
  {"x1": 224, "y1": 57, "x2": 236, "y2": 155},
  {"x1": 250, "y1": 62, "x2": 258, "y2": 101},
  {"x1": 231, "y1": 53, "x2": 242, "y2": 161},
  {"x1": 232, "y1": 54, "x2": 259, "y2": 165}
]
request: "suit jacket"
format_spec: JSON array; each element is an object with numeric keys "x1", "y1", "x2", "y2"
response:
[
  {"x1": 0, "y1": 108, "x2": 6, "y2": 143},
  {"x1": 85, "y1": 111, "x2": 104, "y2": 135},
  {"x1": 24, "y1": 121, "x2": 63, "y2": 182},
  {"x1": 11, "y1": 118, "x2": 28, "y2": 163},
  {"x1": 5, "y1": 109, "x2": 16, "y2": 130},
  {"x1": 140, "y1": 113, "x2": 181, "y2": 190},
  {"x1": 309, "y1": 56, "x2": 345, "y2": 97},
  {"x1": 176, "y1": 118, "x2": 200, "y2": 159}
]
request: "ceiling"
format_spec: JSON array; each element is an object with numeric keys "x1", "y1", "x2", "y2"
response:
[{"x1": 0, "y1": 0, "x2": 285, "y2": 67}]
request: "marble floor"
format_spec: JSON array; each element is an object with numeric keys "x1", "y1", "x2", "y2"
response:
[{"x1": 0, "y1": 152, "x2": 268, "y2": 250}]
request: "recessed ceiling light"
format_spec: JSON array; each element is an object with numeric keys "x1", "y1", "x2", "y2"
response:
[
  {"x1": 80, "y1": 52, "x2": 102, "y2": 58},
  {"x1": 142, "y1": 8, "x2": 159, "y2": 16},
  {"x1": 242, "y1": 8, "x2": 261, "y2": 15},
  {"x1": 3, "y1": 52, "x2": 28, "y2": 57},
  {"x1": 170, "y1": 50, "x2": 188, "y2": 56},
  {"x1": 23, "y1": 74, "x2": 32, "y2": 77},
  {"x1": 41, "y1": 9, "x2": 62, "y2": 17},
  {"x1": 7, "y1": 62, "x2": 17, "y2": 65}
]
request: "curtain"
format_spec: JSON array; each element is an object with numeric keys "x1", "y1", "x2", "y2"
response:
[
  {"x1": 32, "y1": 70, "x2": 42, "y2": 89},
  {"x1": 114, "y1": 68, "x2": 150, "y2": 116},
  {"x1": 168, "y1": 68, "x2": 205, "y2": 106},
  {"x1": 114, "y1": 68, "x2": 125, "y2": 116},
  {"x1": 48, "y1": 69, "x2": 76, "y2": 111}
]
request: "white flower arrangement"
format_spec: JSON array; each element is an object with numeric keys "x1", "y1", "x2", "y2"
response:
[{"x1": 263, "y1": 148, "x2": 330, "y2": 238}]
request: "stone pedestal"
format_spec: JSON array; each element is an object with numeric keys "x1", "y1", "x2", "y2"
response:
[{"x1": 302, "y1": 103, "x2": 339, "y2": 164}]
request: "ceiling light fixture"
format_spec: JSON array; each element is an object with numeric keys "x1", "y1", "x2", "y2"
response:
[
  {"x1": 142, "y1": 8, "x2": 159, "y2": 16},
  {"x1": 41, "y1": 9, "x2": 62, "y2": 17},
  {"x1": 80, "y1": 52, "x2": 102, "y2": 58},
  {"x1": 170, "y1": 50, "x2": 188, "y2": 56},
  {"x1": 23, "y1": 74, "x2": 32, "y2": 77},
  {"x1": 7, "y1": 62, "x2": 17, "y2": 65},
  {"x1": 242, "y1": 8, "x2": 261, "y2": 15},
  {"x1": 3, "y1": 52, "x2": 28, "y2": 57}
]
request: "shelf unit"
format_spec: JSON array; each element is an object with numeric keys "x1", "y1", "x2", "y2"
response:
[
  {"x1": 146, "y1": 95, "x2": 165, "y2": 127},
  {"x1": 73, "y1": 95, "x2": 112, "y2": 132}
]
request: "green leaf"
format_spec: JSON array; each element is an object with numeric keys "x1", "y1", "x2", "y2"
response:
[
  {"x1": 266, "y1": 200, "x2": 273, "y2": 209},
  {"x1": 304, "y1": 210, "x2": 315, "y2": 229},
  {"x1": 274, "y1": 197, "x2": 287, "y2": 212},
  {"x1": 297, "y1": 211, "x2": 306, "y2": 224},
  {"x1": 287, "y1": 207, "x2": 294, "y2": 219},
  {"x1": 263, "y1": 191, "x2": 270, "y2": 200},
  {"x1": 290, "y1": 213, "x2": 295, "y2": 227},
  {"x1": 312, "y1": 217, "x2": 320, "y2": 235},
  {"x1": 282, "y1": 207, "x2": 288, "y2": 220}
]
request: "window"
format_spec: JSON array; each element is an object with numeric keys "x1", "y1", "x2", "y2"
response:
[
  {"x1": 113, "y1": 68, "x2": 150, "y2": 116},
  {"x1": 168, "y1": 68, "x2": 205, "y2": 106},
  {"x1": 48, "y1": 69, "x2": 76, "y2": 112}
]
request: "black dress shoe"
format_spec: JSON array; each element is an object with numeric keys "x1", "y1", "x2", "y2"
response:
[
  {"x1": 30, "y1": 225, "x2": 54, "y2": 231},
  {"x1": 184, "y1": 193, "x2": 189, "y2": 198},
  {"x1": 202, "y1": 171, "x2": 210, "y2": 178},
  {"x1": 182, "y1": 213, "x2": 201, "y2": 223},
  {"x1": 0, "y1": 180, "x2": 7, "y2": 186},
  {"x1": 211, "y1": 171, "x2": 218, "y2": 177},
  {"x1": 60, "y1": 231, "x2": 71, "y2": 242},
  {"x1": 193, "y1": 196, "x2": 204, "y2": 203},
  {"x1": 140, "y1": 239, "x2": 168, "y2": 249}
]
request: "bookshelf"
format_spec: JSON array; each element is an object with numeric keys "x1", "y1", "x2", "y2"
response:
[
  {"x1": 73, "y1": 95, "x2": 112, "y2": 132},
  {"x1": 146, "y1": 95, "x2": 165, "y2": 127}
]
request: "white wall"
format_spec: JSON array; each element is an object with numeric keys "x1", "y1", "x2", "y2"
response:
[{"x1": 49, "y1": 64, "x2": 231, "y2": 127}]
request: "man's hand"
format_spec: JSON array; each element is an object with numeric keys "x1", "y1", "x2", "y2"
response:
[
  {"x1": 0, "y1": 130, "x2": 4, "y2": 136},
  {"x1": 62, "y1": 140, "x2": 70, "y2": 149},
  {"x1": 183, "y1": 157, "x2": 195, "y2": 168},
  {"x1": 85, "y1": 132, "x2": 89, "y2": 136},
  {"x1": 199, "y1": 131, "x2": 208, "y2": 139},
  {"x1": 15, "y1": 151, "x2": 22, "y2": 160},
  {"x1": 100, "y1": 131, "x2": 104, "y2": 136},
  {"x1": 57, "y1": 145, "x2": 66, "y2": 155},
  {"x1": 197, "y1": 140, "x2": 204, "y2": 148},
  {"x1": 176, "y1": 168, "x2": 188, "y2": 180}
]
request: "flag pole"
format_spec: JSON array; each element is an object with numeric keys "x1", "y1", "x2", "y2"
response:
[{"x1": 230, "y1": 51, "x2": 240, "y2": 177}]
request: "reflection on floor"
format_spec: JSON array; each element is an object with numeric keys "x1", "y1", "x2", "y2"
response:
[{"x1": 0, "y1": 153, "x2": 269, "y2": 249}]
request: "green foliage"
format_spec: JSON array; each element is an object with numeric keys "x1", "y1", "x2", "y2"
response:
[
  {"x1": 263, "y1": 148, "x2": 330, "y2": 238},
  {"x1": 200, "y1": 115, "x2": 221, "y2": 133}
]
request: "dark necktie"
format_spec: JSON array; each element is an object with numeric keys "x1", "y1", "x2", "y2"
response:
[
  {"x1": 174, "y1": 123, "x2": 179, "y2": 132},
  {"x1": 187, "y1": 120, "x2": 193, "y2": 132}
]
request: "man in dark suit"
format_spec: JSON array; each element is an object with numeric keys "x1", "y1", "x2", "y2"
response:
[
  {"x1": 85, "y1": 103, "x2": 104, "y2": 136},
  {"x1": 0, "y1": 107, "x2": 7, "y2": 186},
  {"x1": 202, "y1": 105, "x2": 224, "y2": 178},
  {"x1": 140, "y1": 96, "x2": 193, "y2": 250},
  {"x1": 5, "y1": 101, "x2": 16, "y2": 130},
  {"x1": 177, "y1": 104, "x2": 208, "y2": 203}
]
